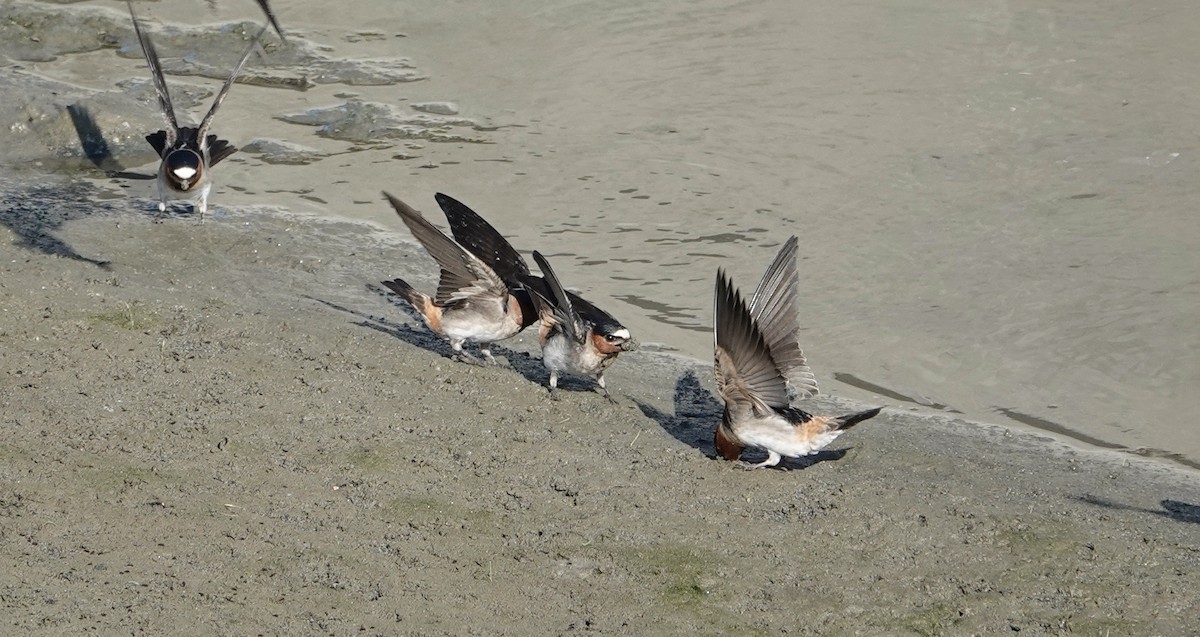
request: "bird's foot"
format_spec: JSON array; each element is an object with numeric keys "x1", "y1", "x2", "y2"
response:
[
  {"x1": 452, "y1": 352, "x2": 486, "y2": 366},
  {"x1": 744, "y1": 451, "x2": 783, "y2": 470}
]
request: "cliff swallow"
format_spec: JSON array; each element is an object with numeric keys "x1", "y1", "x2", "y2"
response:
[
  {"x1": 713, "y1": 237, "x2": 881, "y2": 468},
  {"x1": 379, "y1": 192, "x2": 538, "y2": 364},
  {"x1": 432, "y1": 193, "x2": 639, "y2": 398},
  {"x1": 524, "y1": 251, "x2": 638, "y2": 402},
  {"x1": 129, "y1": 1, "x2": 267, "y2": 219}
]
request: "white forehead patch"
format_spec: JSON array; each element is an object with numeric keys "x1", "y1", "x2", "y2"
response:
[
  {"x1": 610, "y1": 328, "x2": 631, "y2": 340},
  {"x1": 172, "y1": 166, "x2": 197, "y2": 180}
]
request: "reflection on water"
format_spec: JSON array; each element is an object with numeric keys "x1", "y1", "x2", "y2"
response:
[
  {"x1": 992, "y1": 407, "x2": 1122, "y2": 450},
  {"x1": 613, "y1": 294, "x2": 709, "y2": 337},
  {"x1": 646, "y1": 231, "x2": 766, "y2": 245},
  {"x1": 833, "y1": 373, "x2": 958, "y2": 413}
]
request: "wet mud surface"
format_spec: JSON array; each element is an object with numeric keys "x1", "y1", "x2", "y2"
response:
[{"x1": 0, "y1": 180, "x2": 1197, "y2": 635}]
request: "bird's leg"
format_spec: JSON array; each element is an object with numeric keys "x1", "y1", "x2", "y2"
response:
[
  {"x1": 450, "y1": 339, "x2": 484, "y2": 365},
  {"x1": 154, "y1": 175, "x2": 169, "y2": 222},
  {"x1": 596, "y1": 373, "x2": 617, "y2": 405},
  {"x1": 547, "y1": 370, "x2": 561, "y2": 400},
  {"x1": 746, "y1": 450, "x2": 783, "y2": 470},
  {"x1": 195, "y1": 182, "x2": 213, "y2": 224},
  {"x1": 479, "y1": 342, "x2": 498, "y2": 365}
]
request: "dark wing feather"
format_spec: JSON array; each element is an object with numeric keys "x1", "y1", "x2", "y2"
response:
[
  {"x1": 254, "y1": 0, "x2": 287, "y2": 41},
  {"x1": 383, "y1": 192, "x2": 507, "y2": 306},
  {"x1": 778, "y1": 405, "x2": 815, "y2": 424},
  {"x1": 205, "y1": 135, "x2": 238, "y2": 166},
  {"x1": 714, "y1": 268, "x2": 789, "y2": 413},
  {"x1": 567, "y1": 290, "x2": 620, "y2": 330},
  {"x1": 128, "y1": 1, "x2": 178, "y2": 145},
  {"x1": 531, "y1": 252, "x2": 585, "y2": 344},
  {"x1": 511, "y1": 287, "x2": 541, "y2": 330},
  {"x1": 436, "y1": 193, "x2": 531, "y2": 284},
  {"x1": 197, "y1": 22, "x2": 269, "y2": 142},
  {"x1": 747, "y1": 236, "x2": 818, "y2": 397},
  {"x1": 145, "y1": 130, "x2": 170, "y2": 158},
  {"x1": 518, "y1": 274, "x2": 559, "y2": 329},
  {"x1": 203, "y1": 0, "x2": 284, "y2": 40}
]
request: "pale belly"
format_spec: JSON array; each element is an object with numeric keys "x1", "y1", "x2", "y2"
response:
[
  {"x1": 541, "y1": 336, "x2": 575, "y2": 373},
  {"x1": 541, "y1": 334, "x2": 609, "y2": 376},
  {"x1": 737, "y1": 414, "x2": 844, "y2": 458},
  {"x1": 441, "y1": 304, "x2": 520, "y2": 343}
]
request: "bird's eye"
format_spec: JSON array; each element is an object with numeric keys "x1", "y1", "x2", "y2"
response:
[{"x1": 605, "y1": 335, "x2": 619, "y2": 342}]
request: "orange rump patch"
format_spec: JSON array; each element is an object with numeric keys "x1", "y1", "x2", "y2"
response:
[
  {"x1": 797, "y1": 415, "x2": 834, "y2": 442},
  {"x1": 421, "y1": 298, "x2": 443, "y2": 333}
]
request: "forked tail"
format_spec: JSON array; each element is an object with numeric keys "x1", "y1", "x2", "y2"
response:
[
  {"x1": 832, "y1": 407, "x2": 883, "y2": 431},
  {"x1": 381, "y1": 278, "x2": 422, "y2": 306},
  {"x1": 381, "y1": 278, "x2": 440, "y2": 331}
]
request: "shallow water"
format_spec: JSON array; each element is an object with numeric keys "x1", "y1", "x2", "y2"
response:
[{"x1": 4, "y1": 0, "x2": 1198, "y2": 465}]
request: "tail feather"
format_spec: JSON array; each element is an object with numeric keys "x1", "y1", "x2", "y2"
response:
[
  {"x1": 206, "y1": 135, "x2": 237, "y2": 166},
  {"x1": 381, "y1": 278, "x2": 421, "y2": 306},
  {"x1": 381, "y1": 278, "x2": 441, "y2": 332},
  {"x1": 832, "y1": 407, "x2": 883, "y2": 431}
]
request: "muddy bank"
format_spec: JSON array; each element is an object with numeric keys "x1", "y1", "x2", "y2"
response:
[{"x1": 1, "y1": 179, "x2": 1197, "y2": 635}]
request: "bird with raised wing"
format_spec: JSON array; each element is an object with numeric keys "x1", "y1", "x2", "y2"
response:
[
  {"x1": 129, "y1": 1, "x2": 268, "y2": 219},
  {"x1": 713, "y1": 237, "x2": 881, "y2": 468},
  {"x1": 380, "y1": 192, "x2": 538, "y2": 364}
]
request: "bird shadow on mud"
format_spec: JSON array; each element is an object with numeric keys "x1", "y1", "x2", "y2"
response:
[
  {"x1": 360, "y1": 284, "x2": 619, "y2": 398},
  {"x1": 305, "y1": 289, "x2": 458, "y2": 359},
  {"x1": 1074, "y1": 495, "x2": 1200, "y2": 525},
  {"x1": 305, "y1": 285, "x2": 584, "y2": 394},
  {"x1": 633, "y1": 369, "x2": 849, "y2": 469},
  {"x1": 67, "y1": 103, "x2": 155, "y2": 181},
  {"x1": 67, "y1": 104, "x2": 123, "y2": 176},
  {"x1": 633, "y1": 369, "x2": 720, "y2": 455},
  {"x1": 0, "y1": 181, "x2": 113, "y2": 269}
]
